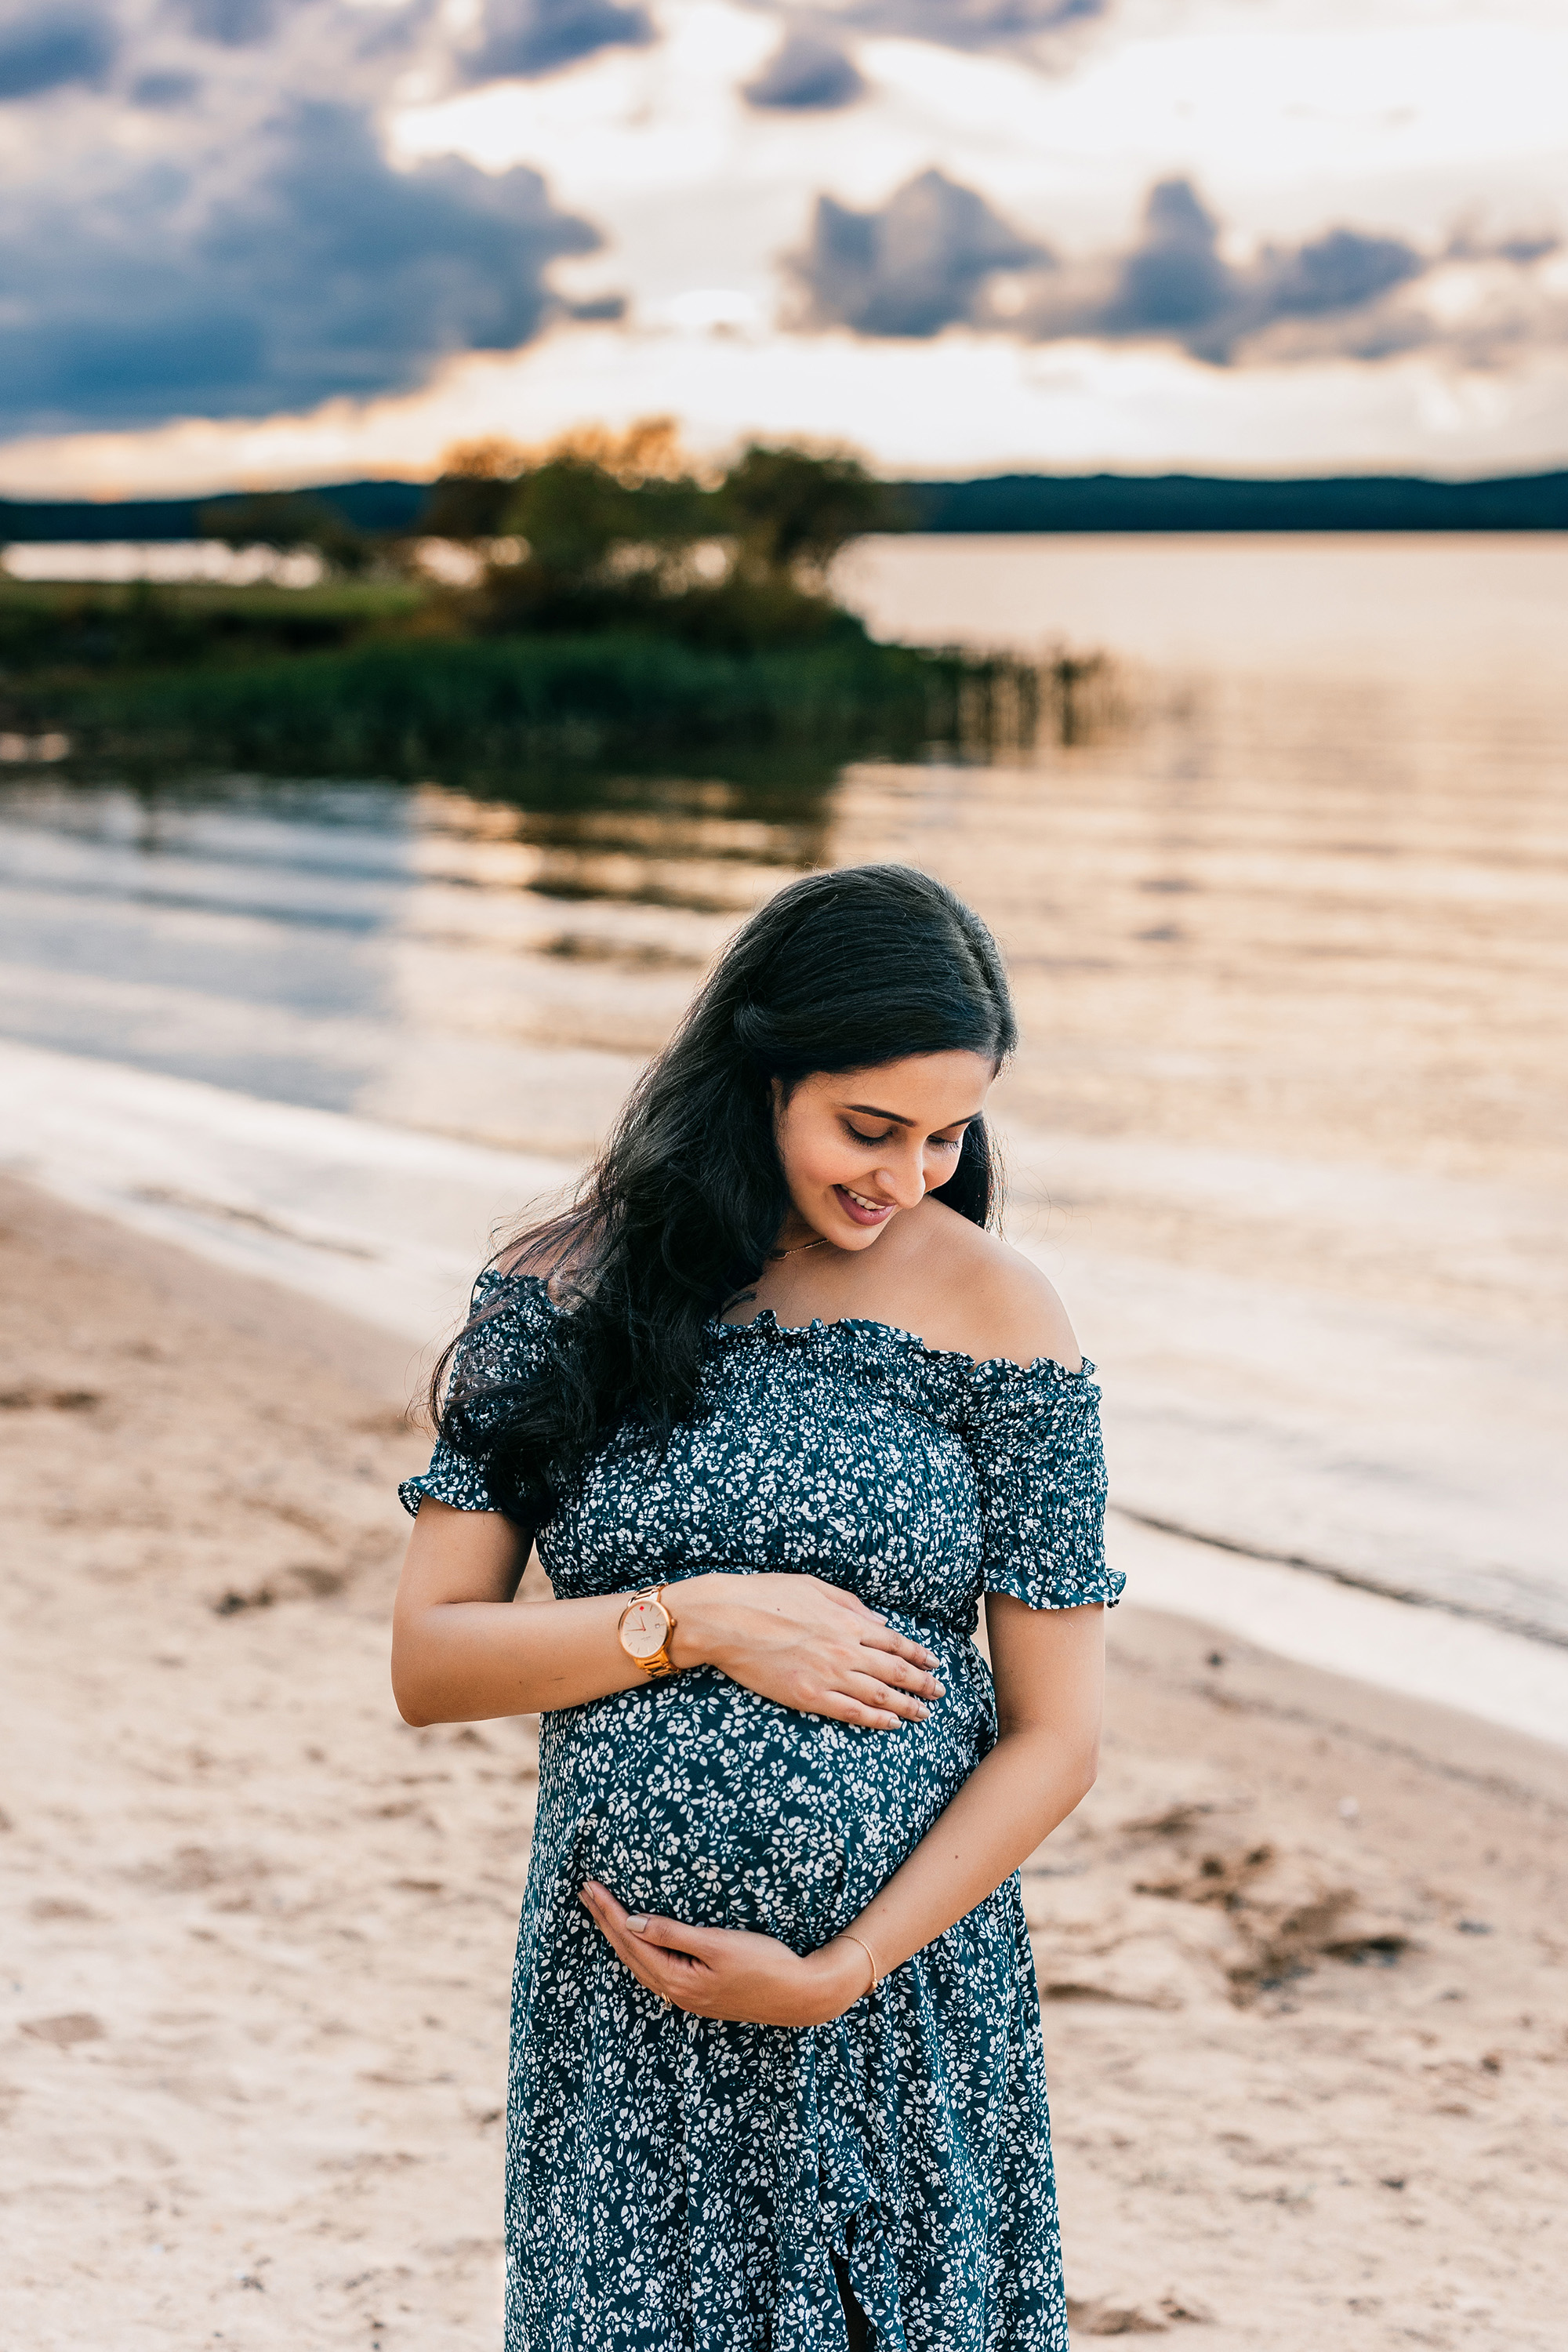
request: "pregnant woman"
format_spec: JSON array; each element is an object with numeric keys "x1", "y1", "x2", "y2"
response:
[{"x1": 392, "y1": 863, "x2": 1119, "y2": 2351}]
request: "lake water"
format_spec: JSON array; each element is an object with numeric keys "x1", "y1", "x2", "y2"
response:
[{"x1": 2, "y1": 535, "x2": 1565, "y2": 1669}]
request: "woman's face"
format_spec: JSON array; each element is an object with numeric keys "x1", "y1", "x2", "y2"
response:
[{"x1": 772, "y1": 1051, "x2": 995, "y2": 1252}]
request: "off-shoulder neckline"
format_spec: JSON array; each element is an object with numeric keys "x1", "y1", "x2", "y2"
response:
[
  {"x1": 482, "y1": 1270, "x2": 1091, "y2": 1385},
  {"x1": 712, "y1": 1303, "x2": 1093, "y2": 1385}
]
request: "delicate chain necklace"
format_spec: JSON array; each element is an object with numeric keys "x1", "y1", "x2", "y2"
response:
[{"x1": 770, "y1": 1235, "x2": 829, "y2": 1259}]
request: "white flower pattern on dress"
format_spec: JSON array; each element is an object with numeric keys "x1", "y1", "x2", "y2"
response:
[{"x1": 401, "y1": 1270, "x2": 1119, "y2": 2352}]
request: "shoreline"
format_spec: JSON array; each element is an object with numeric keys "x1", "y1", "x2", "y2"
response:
[
  {"x1": 1106, "y1": 1515, "x2": 1568, "y2": 1754},
  {"x1": 2, "y1": 1173, "x2": 1564, "y2": 2352},
  {"x1": 1113, "y1": 1504, "x2": 1568, "y2": 1652}
]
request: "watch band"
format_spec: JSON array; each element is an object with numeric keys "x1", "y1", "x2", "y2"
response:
[{"x1": 641, "y1": 1581, "x2": 677, "y2": 1675}]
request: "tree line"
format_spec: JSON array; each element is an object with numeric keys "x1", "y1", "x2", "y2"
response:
[{"x1": 196, "y1": 424, "x2": 906, "y2": 652}]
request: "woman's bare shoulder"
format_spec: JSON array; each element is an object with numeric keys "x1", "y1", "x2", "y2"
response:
[
  {"x1": 909, "y1": 1201, "x2": 1083, "y2": 1371},
  {"x1": 495, "y1": 1210, "x2": 593, "y2": 1297}
]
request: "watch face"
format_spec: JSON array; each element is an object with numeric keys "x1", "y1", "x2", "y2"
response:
[{"x1": 620, "y1": 1598, "x2": 670, "y2": 1661}]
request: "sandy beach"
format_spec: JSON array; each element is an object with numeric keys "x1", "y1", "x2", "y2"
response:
[{"x1": 2, "y1": 1172, "x2": 1566, "y2": 2352}]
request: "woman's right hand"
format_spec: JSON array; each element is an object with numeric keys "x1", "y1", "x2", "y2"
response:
[{"x1": 670, "y1": 1572, "x2": 943, "y2": 1729}]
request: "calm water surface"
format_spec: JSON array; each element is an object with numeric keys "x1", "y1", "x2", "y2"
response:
[{"x1": 2, "y1": 536, "x2": 1565, "y2": 1636}]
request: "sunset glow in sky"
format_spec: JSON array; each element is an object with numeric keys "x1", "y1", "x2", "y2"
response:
[{"x1": 2, "y1": 0, "x2": 1565, "y2": 495}]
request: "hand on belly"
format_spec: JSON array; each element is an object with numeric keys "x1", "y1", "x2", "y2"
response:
[
  {"x1": 663, "y1": 1570, "x2": 945, "y2": 1730},
  {"x1": 579, "y1": 1878, "x2": 872, "y2": 2030}
]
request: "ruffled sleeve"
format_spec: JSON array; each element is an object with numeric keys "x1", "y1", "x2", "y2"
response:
[
  {"x1": 399, "y1": 1268, "x2": 558, "y2": 1528},
  {"x1": 963, "y1": 1355, "x2": 1120, "y2": 1611}
]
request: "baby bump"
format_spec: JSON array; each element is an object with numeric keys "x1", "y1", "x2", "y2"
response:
[{"x1": 543, "y1": 1632, "x2": 991, "y2": 1950}]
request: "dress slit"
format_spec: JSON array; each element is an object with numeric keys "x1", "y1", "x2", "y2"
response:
[{"x1": 831, "y1": 2252, "x2": 873, "y2": 2350}]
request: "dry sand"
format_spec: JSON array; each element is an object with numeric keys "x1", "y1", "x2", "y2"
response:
[{"x1": 2, "y1": 1174, "x2": 1564, "y2": 2352}]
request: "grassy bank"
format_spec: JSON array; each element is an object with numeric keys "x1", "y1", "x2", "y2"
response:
[
  {"x1": 0, "y1": 576, "x2": 423, "y2": 676},
  {"x1": 0, "y1": 581, "x2": 1027, "y2": 769},
  {"x1": 17, "y1": 631, "x2": 975, "y2": 770}
]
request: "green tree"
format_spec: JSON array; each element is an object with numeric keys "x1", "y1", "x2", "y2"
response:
[
  {"x1": 717, "y1": 446, "x2": 905, "y2": 583},
  {"x1": 430, "y1": 423, "x2": 902, "y2": 648},
  {"x1": 494, "y1": 419, "x2": 711, "y2": 586},
  {"x1": 419, "y1": 437, "x2": 528, "y2": 542}
]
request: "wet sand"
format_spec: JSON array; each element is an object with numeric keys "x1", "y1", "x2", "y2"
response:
[{"x1": 2, "y1": 1175, "x2": 1564, "y2": 2351}]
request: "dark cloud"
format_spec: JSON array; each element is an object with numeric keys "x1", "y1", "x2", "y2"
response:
[
  {"x1": 458, "y1": 0, "x2": 654, "y2": 83},
  {"x1": 1449, "y1": 225, "x2": 1559, "y2": 267},
  {"x1": 757, "y1": 0, "x2": 1108, "y2": 59},
  {"x1": 131, "y1": 69, "x2": 203, "y2": 107},
  {"x1": 1253, "y1": 227, "x2": 1421, "y2": 324},
  {"x1": 0, "y1": 0, "x2": 626, "y2": 432},
  {"x1": 790, "y1": 168, "x2": 1481, "y2": 364},
  {"x1": 1096, "y1": 175, "x2": 1229, "y2": 338},
  {"x1": 744, "y1": 31, "x2": 865, "y2": 110},
  {"x1": 847, "y1": 0, "x2": 1106, "y2": 42},
  {"x1": 0, "y1": 7, "x2": 117, "y2": 99},
  {"x1": 789, "y1": 168, "x2": 1047, "y2": 336},
  {"x1": 1033, "y1": 176, "x2": 1427, "y2": 361},
  {"x1": 172, "y1": 0, "x2": 283, "y2": 44},
  {"x1": 0, "y1": 100, "x2": 601, "y2": 432}
]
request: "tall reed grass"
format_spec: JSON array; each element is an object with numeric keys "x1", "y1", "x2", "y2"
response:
[{"x1": 36, "y1": 631, "x2": 996, "y2": 769}]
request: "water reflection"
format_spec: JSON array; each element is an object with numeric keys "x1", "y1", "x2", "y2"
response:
[
  {"x1": 0, "y1": 759, "x2": 838, "y2": 1149},
  {"x1": 3, "y1": 639, "x2": 1563, "y2": 1319}
]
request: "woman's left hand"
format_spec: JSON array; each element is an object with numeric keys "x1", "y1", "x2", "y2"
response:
[{"x1": 579, "y1": 1880, "x2": 869, "y2": 2028}]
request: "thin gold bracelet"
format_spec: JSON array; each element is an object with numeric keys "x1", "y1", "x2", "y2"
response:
[{"x1": 840, "y1": 1932, "x2": 880, "y2": 1997}]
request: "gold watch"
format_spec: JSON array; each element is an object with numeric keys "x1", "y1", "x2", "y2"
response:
[{"x1": 617, "y1": 1584, "x2": 679, "y2": 1677}]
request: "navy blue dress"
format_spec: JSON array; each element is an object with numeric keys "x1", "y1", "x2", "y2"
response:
[{"x1": 401, "y1": 1269, "x2": 1118, "y2": 2352}]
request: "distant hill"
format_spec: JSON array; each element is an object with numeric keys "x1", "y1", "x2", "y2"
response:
[
  {"x1": 2, "y1": 469, "x2": 1566, "y2": 543},
  {"x1": 898, "y1": 470, "x2": 1568, "y2": 533},
  {"x1": 0, "y1": 479, "x2": 430, "y2": 543}
]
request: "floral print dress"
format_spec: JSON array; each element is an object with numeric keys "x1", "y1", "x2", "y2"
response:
[{"x1": 401, "y1": 1269, "x2": 1119, "y2": 2352}]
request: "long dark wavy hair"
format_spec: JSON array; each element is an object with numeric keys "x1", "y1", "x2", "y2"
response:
[{"x1": 433, "y1": 863, "x2": 1018, "y2": 1516}]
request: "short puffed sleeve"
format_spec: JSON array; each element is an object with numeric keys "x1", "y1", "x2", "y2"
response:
[
  {"x1": 963, "y1": 1355, "x2": 1120, "y2": 1611},
  {"x1": 398, "y1": 1268, "x2": 558, "y2": 1528}
]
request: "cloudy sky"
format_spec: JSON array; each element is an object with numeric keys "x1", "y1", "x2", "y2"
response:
[{"x1": 2, "y1": 0, "x2": 1566, "y2": 494}]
